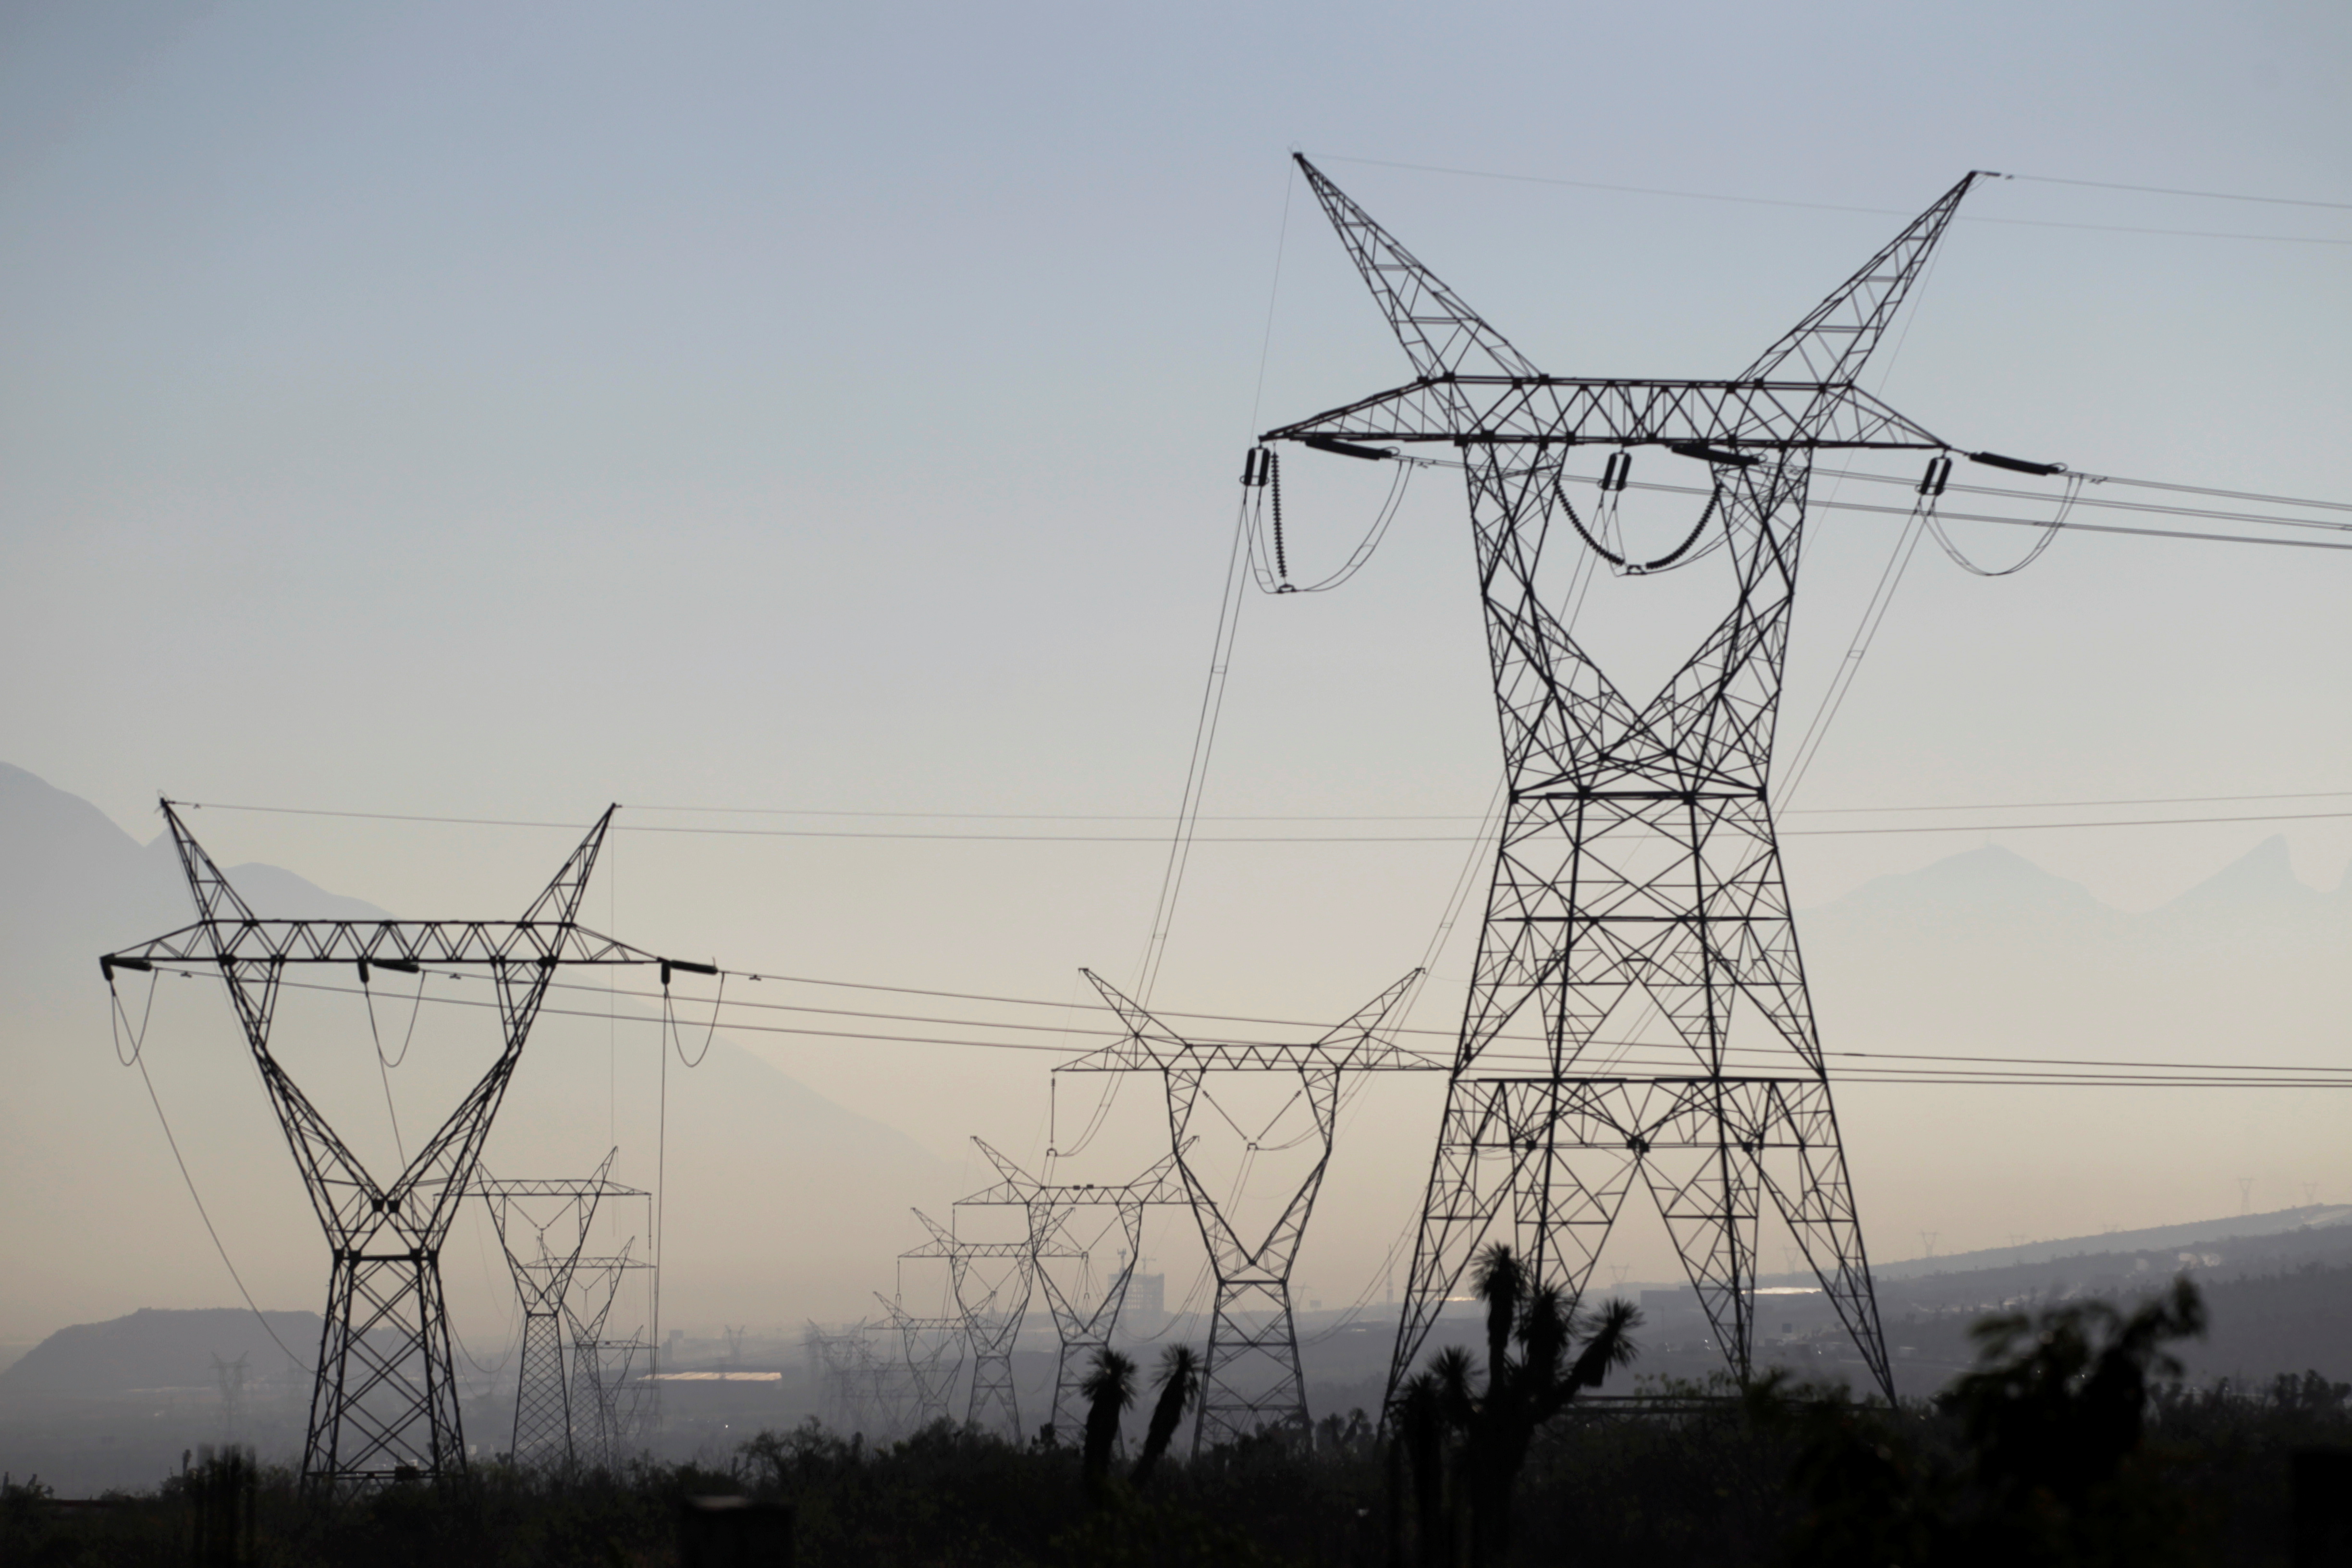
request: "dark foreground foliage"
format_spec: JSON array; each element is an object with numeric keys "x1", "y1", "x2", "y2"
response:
[{"x1": 5, "y1": 1283, "x2": 2348, "y2": 1567}]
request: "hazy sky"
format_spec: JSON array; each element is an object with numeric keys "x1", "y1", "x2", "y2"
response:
[{"x1": 3, "y1": 1, "x2": 2348, "y2": 1332}]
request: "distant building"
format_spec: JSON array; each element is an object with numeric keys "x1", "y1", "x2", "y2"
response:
[{"x1": 1127, "y1": 1272, "x2": 1166, "y2": 1333}]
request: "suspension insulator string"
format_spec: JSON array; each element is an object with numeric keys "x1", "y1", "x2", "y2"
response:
[{"x1": 1270, "y1": 450, "x2": 1290, "y2": 589}]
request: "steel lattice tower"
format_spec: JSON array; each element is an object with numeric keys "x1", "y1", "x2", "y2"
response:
[
  {"x1": 874, "y1": 1296, "x2": 969, "y2": 1427},
  {"x1": 565, "y1": 1242, "x2": 652, "y2": 1470},
  {"x1": 101, "y1": 802, "x2": 696, "y2": 1489},
  {"x1": 1068, "y1": 970, "x2": 1435, "y2": 1451},
  {"x1": 476, "y1": 1153, "x2": 638, "y2": 1470},
  {"x1": 805, "y1": 1323, "x2": 911, "y2": 1438},
  {"x1": 1260, "y1": 157, "x2": 2000, "y2": 1407},
  {"x1": 960, "y1": 1139, "x2": 1189, "y2": 1439},
  {"x1": 900, "y1": 1209, "x2": 1079, "y2": 1437}
]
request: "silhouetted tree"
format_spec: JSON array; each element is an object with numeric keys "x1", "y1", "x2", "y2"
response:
[
  {"x1": 1777, "y1": 1278, "x2": 2211, "y2": 1568},
  {"x1": 1080, "y1": 1348, "x2": 1138, "y2": 1501},
  {"x1": 1400, "y1": 1244, "x2": 1641, "y2": 1565},
  {"x1": 1132, "y1": 1345, "x2": 1200, "y2": 1487}
]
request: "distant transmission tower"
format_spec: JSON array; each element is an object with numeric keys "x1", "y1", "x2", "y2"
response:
[
  {"x1": 959, "y1": 1138, "x2": 1189, "y2": 1438},
  {"x1": 101, "y1": 801, "x2": 704, "y2": 1490},
  {"x1": 476, "y1": 1154, "x2": 625, "y2": 1470},
  {"x1": 1259, "y1": 156, "x2": 2036, "y2": 1408},
  {"x1": 804, "y1": 1321, "x2": 912, "y2": 1438},
  {"x1": 565, "y1": 1242, "x2": 653, "y2": 1470},
  {"x1": 211, "y1": 1353, "x2": 249, "y2": 1444},
  {"x1": 873, "y1": 1295, "x2": 968, "y2": 1427},
  {"x1": 1067, "y1": 969, "x2": 1433, "y2": 1451},
  {"x1": 900, "y1": 1209, "x2": 1078, "y2": 1437}
]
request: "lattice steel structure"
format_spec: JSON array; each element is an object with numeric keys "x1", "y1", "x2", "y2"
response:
[
  {"x1": 477, "y1": 1152, "x2": 641, "y2": 1470},
  {"x1": 1261, "y1": 156, "x2": 2004, "y2": 1407},
  {"x1": 804, "y1": 1322, "x2": 914, "y2": 1438},
  {"x1": 566, "y1": 1242, "x2": 652, "y2": 1470},
  {"x1": 900, "y1": 1210, "x2": 1080, "y2": 1438},
  {"x1": 960, "y1": 1139, "x2": 1189, "y2": 1438},
  {"x1": 101, "y1": 801, "x2": 701, "y2": 1489},
  {"x1": 1067, "y1": 970, "x2": 1435, "y2": 1452},
  {"x1": 873, "y1": 1295, "x2": 968, "y2": 1427}
]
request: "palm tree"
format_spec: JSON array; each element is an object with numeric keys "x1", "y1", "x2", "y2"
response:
[
  {"x1": 1079, "y1": 1348, "x2": 1139, "y2": 1500},
  {"x1": 1131, "y1": 1345, "x2": 1200, "y2": 1486},
  {"x1": 1399, "y1": 1244, "x2": 1642, "y2": 1565}
]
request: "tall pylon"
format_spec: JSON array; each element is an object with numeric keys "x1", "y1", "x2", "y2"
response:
[
  {"x1": 476, "y1": 1152, "x2": 641, "y2": 1470},
  {"x1": 1260, "y1": 156, "x2": 2010, "y2": 1406},
  {"x1": 1067, "y1": 970, "x2": 1435, "y2": 1451},
  {"x1": 960, "y1": 1139, "x2": 1190, "y2": 1438},
  {"x1": 101, "y1": 801, "x2": 702, "y2": 1489}
]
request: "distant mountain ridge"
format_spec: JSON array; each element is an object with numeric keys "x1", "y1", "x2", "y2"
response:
[{"x1": 0, "y1": 760, "x2": 955, "y2": 1345}]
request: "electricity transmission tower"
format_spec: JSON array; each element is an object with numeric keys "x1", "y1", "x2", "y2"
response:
[
  {"x1": 1260, "y1": 156, "x2": 2020, "y2": 1407},
  {"x1": 804, "y1": 1321, "x2": 912, "y2": 1438},
  {"x1": 873, "y1": 1295, "x2": 968, "y2": 1427},
  {"x1": 476, "y1": 1152, "x2": 642, "y2": 1470},
  {"x1": 1067, "y1": 969, "x2": 1435, "y2": 1451},
  {"x1": 565, "y1": 1244, "x2": 652, "y2": 1470},
  {"x1": 101, "y1": 801, "x2": 702, "y2": 1489},
  {"x1": 959, "y1": 1138, "x2": 1189, "y2": 1438},
  {"x1": 900, "y1": 1209, "x2": 1079, "y2": 1437}
]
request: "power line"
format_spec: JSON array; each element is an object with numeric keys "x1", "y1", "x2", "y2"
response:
[
  {"x1": 139, "y1": 962, "x2": 2352, "y2": 1089},
  {"x1": 2009, "y1": 172, "x2": 2352, "y2": 212},
  {"x1": 168, "y1": 797, "x2": 2352, "y2": 842},
  {"x1": 1319, "y1": 155, "x2": 2352, "y2": 245},
  {"x1": 1790, "y1": 788, "x2": 2352, "y2": 815}
]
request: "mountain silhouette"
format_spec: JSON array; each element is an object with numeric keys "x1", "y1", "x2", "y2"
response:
[{"x1": 0, "y1": 762, "x2": 951, "y2": 1356}]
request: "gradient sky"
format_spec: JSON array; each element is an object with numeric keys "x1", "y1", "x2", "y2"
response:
[{"x1": 3, "y1": 0, "x2": 2349, "y2": 1331}]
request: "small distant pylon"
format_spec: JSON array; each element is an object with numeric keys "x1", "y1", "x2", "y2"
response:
[
  {"x1": 1064, "y1": 969, "x2": 1434, "y2": 1452},
  {"x1": 211, "y1": 1354, "x2": 249, "y2": 1445},
  {"x1": 804, "y1": 1321, "x2": 912, "y2": 1439},
  {"x1": 900, "y1": 1210, "x2": 1082, "y2": 1437},
  {"x1": 477, "y1": 1152, "x2": 645, "y2": 1471},
  {"x1": 874, "y1": 1295, "x2": 968, "y2": 1427},
  {"x1": 959, "y1": 1139, "x2": 1188, "y2": 1439},
  {"x1": 565, "y1": 1239, "x2": 651, "y2": 1470}
]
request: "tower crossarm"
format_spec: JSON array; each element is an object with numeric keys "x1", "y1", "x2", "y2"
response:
[
  {"x1": 958, "y1": 1139, "x2": 1192, "y2": 1208},
  {"x1": 102, "y1": 919, "x2": 662, "y2": 972},
  {"x1": 1061, "y1": 968, "x2": 1442, "y2": 1073},
  {"x1": 1260, "y1": 376, "x2": 1947, "y2": 452}
]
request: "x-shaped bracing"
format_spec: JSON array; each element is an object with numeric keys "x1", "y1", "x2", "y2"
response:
[{"x1": 1260, "y1": 158, "x2": 2012, "y2": 1408}]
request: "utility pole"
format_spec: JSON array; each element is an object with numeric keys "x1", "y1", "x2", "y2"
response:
[
  {"x1": 102, "y1": 801, "x2": 707, "y2": 1491},
  {"x1": 1260, "y1": 157, "x2": 2035, "y2": 1409}
]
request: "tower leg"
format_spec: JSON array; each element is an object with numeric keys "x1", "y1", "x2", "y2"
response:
[
  {"x1": 570, "y1": 1340, "x2": 611, "y2": 1471},
  {"x1": 304, "y1": 1252, "x2": 468, "y2": 1491},
  {"x1": 1050, "y1": 1335, "x2": 1103, "y2": 1440},
  {"x1": 510, "y1": 1311, "x2": 571, "y2": 1469},
  {"x1": 967, "y1": 1347, "x2": 1020, "y2": 1438},
  {"x1": 1389, "y1": 1080, "x2": 1641, "y2": 1395},
  {"x1": 1752, "y1": 1081, "x2": 1895, "y2": 1401},
  {"x1": 1193, "y1": 1276, "x2": 1307, "y2": 1454}
]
